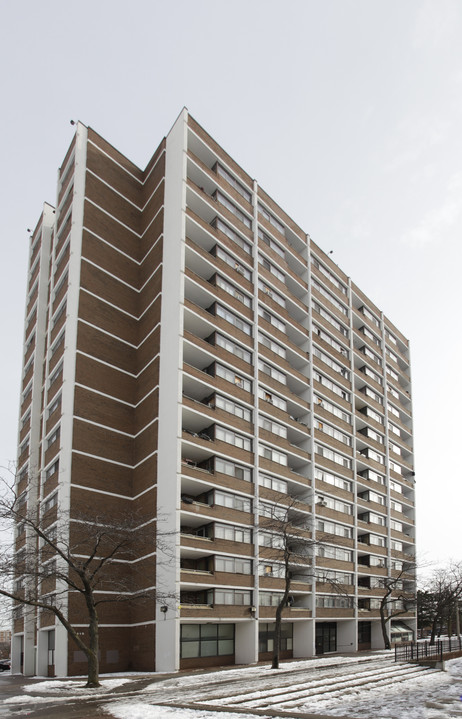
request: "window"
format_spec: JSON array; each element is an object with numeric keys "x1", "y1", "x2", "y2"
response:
[
  {"x1": 385, "y1": 329, "x2": 398, "y2": 346},
  {"x1": 47, "y1": 427, "x2": 60, "y2": 449},
  {"x1": 314, "y1": 419, "x2": 350, "y2": 446},
  {"x1": 214, "y1": 217, "x2": 252, "y2": 254},
  {"x1": 215, "y1": 304, "x2": 252, "y2": 335},
  {"x1": 215, "y1": 363, "x2": 252, "y2": 392},
  {"x1": 360, "y1": 490, "x2": 385, "y2": 505},
  {"x1": 214, "y1": 523, "x2": 252, "y2": 543},
  {"x1": 386, "y1": 365, "x2": 399, "y2": 381},
  {"x1": 259, "y1": 531, "x2": 284, "y2": 549},
  {"x1": 389, "y1": 442, "x2": 401, "y2": 456},
  {"x1": 259, "y1": 415, "x2": 287, "y2": 438},
  {"x1": 215, "y1": 394, "x2": 252, "y2": 422},
  {"x1": 314, "y1": 396, "x2": 351, "y2": 423},
  {"x1": 52, "y1": 301, "x2": 67, "y2": 329},
  {"x1": 51, "y1": 332, "x2": 65, "y2": 358},
  {"x1": 258, "y1": 444, "x2": 288, "y2": 466},
  {"x1": 390, "y1": 479, "x2": 403, "y2": 494},
  {"x1": 360, "y1": 365, "x2": 382, "y2": 385},
  {"x1": 259, "y1": 332, "x2": 286, "y2": 358},
  {"x1": 315, "y1": 468, "x2": 352, "y2": 492},
  {"x1": 258, "y1": 228, "x2": 285, "y2": 258},
  {"x1": 53, "y1": 271, "x2": 68, "y2": 301},
  {"x1": 361, "y1": 325, "x2": 381, "y2": 346},
  {"x1": 313, "y1": 325, "x2": 349, "y2": 357},
  {"x1": 21, "y1": 409, "x2": 31, "y2": 429},
  {"x1": 359, "y1": 512, "x2": 386, "y2": 526},
  {"x1": 258, "y1": 279, "x2": 286, "y2": 307},
  {"x1": 311, "y1": 257, "x2": 347, "y2": 295},
  {"x1": 258, "y1": 203, "x2": 285, "y2": 235},
  {"x1": 258, "y1": 475, "x2": 288, "y2": 494},
  {"x1": 259, "y1": 306, "x2": 286, "y2": 333},
  {"x1": 312, "y1": 278, "x2": 348, "y2": 316},
  {"x1": 49, "y1": 363, "x2": 63, "y2": 387},
  {"x1": 390, "y1": 520, "x2": 403, "y2": 532},
  {"x1": 388, "y1": 384, "x2": 400, "y2": 399},
  {"x1": 45, "y1": 460, "x2": 59, "y2": 480},
  {"x1": 259, "y1": 359, "x2": 286, "y2": 385},
  {"x1": 215, "y1": 245, "x2": 252, "y2": 280},
  {"x1": 259, "y1": 502, "x2": 288, "y2": 521},
  {"x1": 316, "y1": 545, "x2": 353, "y2": 562},
  {"x1": 360, "y1": 427, "x2": 383, "y2": 443},
  {"x1": 391, "y1": 540, "x2": 403, "y2": 552},
  {"x1": 259, "y1": 592, "x2": 288, "y2": 607},
  {"x1": 215, "y1": 164, "x2": 252, "y2": 202},
  {"x1": 313, "y1": 347, "x2": 349, "y2": 379},
  {"x1": 210, "y1": 489, "x2": 252, "y2": 513},
  {"x1": 214, "y1": 190, "x2": 252, "y2": 228},
  {"x1": 180, "y1": 624, "x2": 234, "y2": 659},
  {"x1": 317, "y1": 519, "x2": 352, "y2": 539},
  {"x1": 361, "y1": 386, "x2": 383, "y2": 404},
  {"x1": 258, "y1": 562, "x2": 286, "y2": 578},
  {"x1": 258, "y1": 256, "x2": 286, "y2": 283},
  {"x1": 360, "y1": 305, "x2": 380, "y2": 327},
  {"x1": 359, "y1": 469, "x2": 385, "y2": 484},
  {"x1": 316, "y1": 595, "x2": 354, "y2": 609},
  {"x1": 317, "y1": 494, "x2": 352, "y2": 514},
  {"x1": 389, "y1": 460, "x2": 402, "y2": 475},
  {"x1": 361, "y1": 406, "x2": 383, "y2": 424},
  {"x1": 42, "y1": 492, "x2": 58, "y2": 514},
  {"x1": 47, "y1": 394, "x2": 61, "y2": 417},
  {"x1": 258, "y1": 386, "x2": 287, "y2": 411},
  {"x1": 386, "y1": 346, "x2": 399, "y2": 364},
  {"x1": 314, "y1": 371, "x2": 350, "y2": 401},
  {"x1": 359, "y1": 447, "x2": 384, "y2": 464},
  {"x1": 215, "y1": 274, "x2": 252, "y2": 307},
  {"x1": 215, "y1": 556, "x2": 252, "y2": 574},
  {"x1": 369, "y1": 534, "x2": 386, "y2": 547},
  {"x1": 391, "y1": 500, "x2": 403, "y2": 513},
  {"x1": 316, "y1": 569, "x2": 353, "y2": 585},
  {"x1": 215, "y1": 333, "x2": 252, "y2": 363},
  {"x1": 316, "y1": 443, "x2": 351, "y2": 468},
  {"x1": 215, "y1": 457, "x2": 252, "y2": 482},
  {"x1": 388, "y1": 422, "x2": 401, "y2": 437},
  {"x1": 312, "y1": 302, "x2": 349, "y2": 337},
  {"x1": 215, "y1": 425, "x2": 252, "y2": 451},
  {"x1": 361, "y1": 345, "x2": 382, "y2": 366},
  {"x1": 387, "y1": 403, "x2": 400, "y2": 418}
]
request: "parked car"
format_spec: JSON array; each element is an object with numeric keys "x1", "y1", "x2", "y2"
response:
[{"x1": 0, "y1": 658, "x2": 10, "y2": 672}]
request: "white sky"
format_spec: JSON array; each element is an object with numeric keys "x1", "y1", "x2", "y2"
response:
[{"x1": 1, "y1": 0, "x2": 461, "y2": 570}]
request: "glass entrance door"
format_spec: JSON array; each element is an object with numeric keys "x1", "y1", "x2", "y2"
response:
[{"x1": 315, "y1": 622, "x2": 337, "y2": 654}]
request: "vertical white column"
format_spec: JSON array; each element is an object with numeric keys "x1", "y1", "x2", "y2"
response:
[
  {"x1": 53, "y1": 122, "x2": 88, "y2": 676},
  {"x1": 155, "y1": 109, "x2": 188, "y2": 672}
]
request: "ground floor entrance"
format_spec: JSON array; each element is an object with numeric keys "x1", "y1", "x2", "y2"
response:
[{"x1": 315, "y1": 622, "x2": 337, "y2": 654}]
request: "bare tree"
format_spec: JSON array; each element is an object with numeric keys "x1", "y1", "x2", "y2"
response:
[
  {"x1": 0, "y1": 473, "x2": 174, "y2": 687},
  {"x1": 258, "y1": 496, "x2": 352, "y2": 669},
  {"x1": 377, "y1": 561, "x2": 417, "y2": 649},
  {"x1": 421, "y1": 562, "x2": 462, "y2": 645}
]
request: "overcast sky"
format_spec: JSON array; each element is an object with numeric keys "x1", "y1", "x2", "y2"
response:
[{"x1": 1, "y1": 0, "x2": 461, "y2": 571}]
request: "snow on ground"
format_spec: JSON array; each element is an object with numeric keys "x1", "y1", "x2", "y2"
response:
[
  {"x1": 105, "y1": 707, "x2": 269, "y2": 719},
  {"x1": 4, "y1": 677, "x2": 130, "y2": 705},
  {"x1": 3, "y1": 654, "x2": 462, "y2": 718}
]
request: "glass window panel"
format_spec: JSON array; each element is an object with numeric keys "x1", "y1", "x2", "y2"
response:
[{"x1": 181, "y1": 641, "x2": 200, "y2": 658}]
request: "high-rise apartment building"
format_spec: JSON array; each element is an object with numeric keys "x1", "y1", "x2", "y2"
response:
[{"x1": 13, "y1": 109, "x2": 416, "y2": 677}]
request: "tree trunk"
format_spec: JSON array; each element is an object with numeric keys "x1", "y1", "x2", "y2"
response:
[
  {"x1": 272, "y1": 603, "x2": 283, "y2": 669},
  {"x1": 380, "y1": 611, "x2": 391, "y2": 650},
  {"x1": 429, "y1": 616, "x2": 438, "y2": 646},
  {"x1": 85, "y1": 605, "x2": 100, "y2": 687}
]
